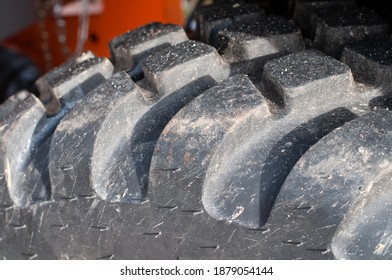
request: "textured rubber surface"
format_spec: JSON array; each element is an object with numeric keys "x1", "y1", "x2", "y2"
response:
[
  {"x1": 109, "y1": 22, "x2": 188, "y2": 72},
  {"x1": 197, "y1": 2, "x2": 264, "y2": 45},
  {"x1": 1, "y1": 0, "x2": 392, "y2": 260},
  {"x1": 1, "y1": 52, "x2": 114, "y2": 207},
  {"x1": 217, "y1": 15, "x2": 304, "y2": 76},
  {"x1": 282, "y1": 110, "x2": 392, "y2": 260},
  {"x1": 312, "y1": 7, "x2": 389, "y2": 57},
  {"x1": 341, "y1": 36, "x2": 392, "y2": 92},
  {"x1": 149, "y1": 74, "x2": 268, "y2": 214},
  {"x1": 35, "y1": 51, "x2": 113, "y2": 115},
  {"x1": 202, "y1": 50, "x2": 359, "y2": 228},
  {"x1": 0, "y1": 91, "x2": 46, "y2": 207},
  {"x1": 293, "y1": 0, "x2": 356, "y2": 38}
]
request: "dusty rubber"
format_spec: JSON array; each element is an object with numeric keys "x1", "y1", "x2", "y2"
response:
[{"x1": 0, "y1": 0, "x2": 392, "y2": 260}]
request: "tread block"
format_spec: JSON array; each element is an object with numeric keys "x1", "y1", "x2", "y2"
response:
[
  {"x1": 332, "y1": 175, "x2": 392, "y2": 260},
  {"x1": 109, "y1": 22, "x2": 188, "y2": 71},
  {"x1": 269, "y1": 110, "x2": 392, "y2": 259},
  {"x1": 90, "y1": 74, "x2": 218, "y2": 203},
  {"x1": 293, "y1": 0, "x2": 356, "y2": 38},
  {"x1": 36, "y1": 52, "x2": 113, "y2": 116},
  {"x1": 1, "y1": 59, "x2": 107, "y2": 208},
  {"x1": 312, "y1": 7, "x2": 389, "y2": 57},
  {"x1": 197, "y1": 2, "x2": 263, "y2": 44},
  {"x1": 217, "y1": 16, "x2": 304, "y2": 75},
  {"x1": 341, "y1": 37, "x2": 392, "y2": 92},
  {"x1": 51, "y1": 48, "x2": 223, "y2": 204},
  {"x1": 35, "y1": 51, "x2": 95, "y2": 110},
  {"x1": 0, "y1": 91, "x2": 46, "y2": 207},
  {"x1": 202, "y1": 108, "x2": 356, "y2": 229},
  {"x1": 262, "y1": 50, "x2": 353, "y2": 112},
  {"x1": 49, "y1": 72, "x2": 141, "y2": 202},
  {"x1": 200, "y1": 49, "x2": 374, "y2": 231},
  {"x1": 142, "y1": 40, "x2": 229, "y2": 98},
  {"x1": 148, "y1": 75, "x2": 269, "y2": 211}
]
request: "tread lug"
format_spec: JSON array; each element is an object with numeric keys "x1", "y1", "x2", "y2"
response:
[
  {"x1": 341, "y1": 37, "x2": 392, "y2": 92},
  {"x1": 36, "y1": 52, "x2": 113, "y2": 116},
  {"x1": 109, "y1": 22, "x2": 188, "y2": 71}
]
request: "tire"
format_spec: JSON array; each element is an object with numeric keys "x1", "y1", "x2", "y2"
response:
[{"x1": 0, "y1": 0, "x2": 391, "y2": 260}]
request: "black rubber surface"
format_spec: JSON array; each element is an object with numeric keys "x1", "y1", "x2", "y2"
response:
[{"x1": 0, "y1": 0, "x2": 392, "y2": 260}]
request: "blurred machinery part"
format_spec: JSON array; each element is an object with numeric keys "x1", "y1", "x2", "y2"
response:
[
  {"x1": 0, "y1": 47, "x2": 41, "y2": 103},
  {"x1": 1, "y1": 0, "x2": 185, "y2": 71}
]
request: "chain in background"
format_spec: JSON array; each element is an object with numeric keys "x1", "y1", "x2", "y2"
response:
[{"x1": 36, "y1": 0, "x2": 91, "y2": 71}]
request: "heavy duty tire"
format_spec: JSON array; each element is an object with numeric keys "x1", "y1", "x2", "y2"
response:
[{"x1": 0, "y1": 0, "x2": 392, "y2": 260}]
